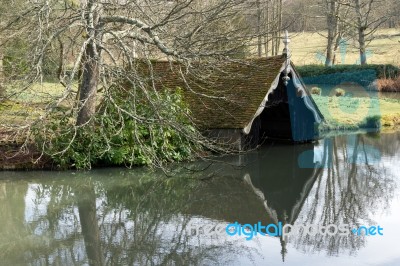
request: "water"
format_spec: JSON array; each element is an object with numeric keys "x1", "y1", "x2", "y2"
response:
[{"x1": 0, "y1": 131, "x2": 399, "y2": 266}]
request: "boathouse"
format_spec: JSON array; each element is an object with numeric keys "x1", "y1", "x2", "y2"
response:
[{"x1": 148, "y1": 32, "x2": 324, "y2": 149}]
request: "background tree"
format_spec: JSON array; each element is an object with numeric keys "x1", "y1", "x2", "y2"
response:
[
  {"x1": 335, "y1": 0, "x2": 396, "y2": 65},
  {"x1": 353, "y1": 0, "x2": 388, "y2": 65},
  {"x1": 324, "y1": 0, "x2": 340, "y2": 66},
  {"x1": 246, "y1": 0, "x2": 285, "y2": 57}
]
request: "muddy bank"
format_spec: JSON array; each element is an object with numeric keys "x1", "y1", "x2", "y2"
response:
[{"x1": 0, "y1": 144, "x2": 51, "y2": 170}]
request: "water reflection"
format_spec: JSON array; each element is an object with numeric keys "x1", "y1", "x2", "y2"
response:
[
  {"x1": 0, "y1": 132, "x2": 399, "y2": 265},
  {"x1": 77, "y1": 183, "x2": 104, "y2": 266},
  {"x1": 242, "y1": 134, "x2": 396, "y2": 259}
]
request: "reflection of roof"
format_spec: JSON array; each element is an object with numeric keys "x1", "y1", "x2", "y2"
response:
[
  {"x1": 185, "y1": 176, "x2": 274, "y2": 225},
  {"x1": 245, "y1": 166, "x2": 321, "y2": 225},
  {"x1": 241, "y1": 144, "x2": 320, "y2": 225},
  {"x1": 149, "y1": 56, "x2": 286, "y2": 129}
]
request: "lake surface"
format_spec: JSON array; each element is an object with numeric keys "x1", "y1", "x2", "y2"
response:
[{"x1": 0, "y1": 131, "x2": 399, "y2": 266}]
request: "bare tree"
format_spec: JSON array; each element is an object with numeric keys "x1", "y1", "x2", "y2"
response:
[
  {"x1": 0, "y1": 0, "x2": 258, "y2": 168},
  {"x1": 346, "y1": 0, "x2": 392, "y2": 65},
  {"x1": 325, "y1": 0, "x2": 340, "y2": 66},
  {"x1": 239, "y1": 0, "x2": 285, "y2": 58}
]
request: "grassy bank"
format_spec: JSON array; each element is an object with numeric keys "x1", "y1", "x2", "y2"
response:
[
  {"x1": 313, "y1": 95, "x2": 400, "y2": 130},
  {"x1": 291, "y1": 29, "x2": 400, "y2": 92},
  {"x1": 296, "y1": 64, "x2": 400, "y2": 92},
  {"x1": 2, "y1": 82, "x2": 400, "y2": 139}
]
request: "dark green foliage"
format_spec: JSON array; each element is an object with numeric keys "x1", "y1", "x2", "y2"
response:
[
  {"x1": 360, "y1": 115, "x2": 382, "y2": 129},
  {"x1": 33, "y1": 89, "x2": 201, "y2": 170},
  {"x1": 301, "y1": 69, "x2": 377, "y2": 87},
  {"x1": 297, "y1": 64, "x2": 399, "y2": 81}
]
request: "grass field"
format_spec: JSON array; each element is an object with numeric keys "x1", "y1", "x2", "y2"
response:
[
  {"x1": 290, "y1": 29, "x2": 400, "y2": 66},
  {"x1": 5, "y1": 82, "x2": 75, "y2": 104},
  {"x1": 0, "y1": 82, "x2": 72, "y2": 132},
  {"x1": 313, "y1": 95, "x2": 400, "y2": 129}
]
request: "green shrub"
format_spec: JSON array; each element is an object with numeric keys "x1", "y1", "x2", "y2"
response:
[
  {"x1": 310, "y1": 87, "x2": 321, "y2": 95},
  {"x1": 297, "y1": 64, "x2": 399, "y2": 79},
  {"x1": 33, "y1": 88, "x2": 202, "y2": 169},
  {"x1": 360, "y1": 115, "x2": 381, "y2": 129},
  {"x1": 334, "y1": 88, "x2": 345, "y2": 97},
  {"x1": 303, "y1": 69, "x2": 379, "y2": 87}
]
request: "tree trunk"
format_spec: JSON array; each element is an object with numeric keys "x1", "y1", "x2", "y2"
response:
[
  {"x1": 326, "y1": 35, "x2": 334, "y2": 66},
  {"x1": 256, "y1": 0, "x2": 262, "y2": 57},
  {"x1": 358, "y1": 28, "x2": 367, "y2": 65},
  {"x1": 325, "y1": 0, "x2": 338, "y2": 66},
  {"x1": 271, "y1": 0, "x2": 275, "y2": 56},
  {"x1": 264, "y1": 36, "x2": 268, "y2": 57},
  {"x1": 332, "y1": 32, "x2": 342, "y2": 65},
  {"x1": 355, "y1": 0, "x2": 367, "y2": 65},
  {"x1": 57, "y1": 37, "x2": 65, "y2": 80},
  {"x1": 76, "y1": 43, "x2": 99, "y2": 126},
  {"x1": 76, "y1": 0, "x2": 102, "y2": 126},
  {"x1": 276, "y1": 0, "x2": 282, "y2": 54},
  {"x1": 0, "y1": 52, "x2": 3, "y2": 96},
  {"x1": 264, "y1": 0, "x2": 269, "y2": 57},
  {"x1": 0, "y1": 52, "x2": 3, "y2": 81}
]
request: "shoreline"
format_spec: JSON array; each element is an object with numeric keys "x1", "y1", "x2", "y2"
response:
[
  {"x1": 1, "y1": 127, "x2": 400, "y2": 171},
  {"x1": 0, "y1": 144, "x2": 51, "y2": 171}
]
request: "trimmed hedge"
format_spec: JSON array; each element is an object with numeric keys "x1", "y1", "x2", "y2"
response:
[
  {"x1": 297, "y1": 64, "x2": 399, "y2": 80},
  {"x1": 301, "y1": 69, "x2": 377, "y2": 87}
]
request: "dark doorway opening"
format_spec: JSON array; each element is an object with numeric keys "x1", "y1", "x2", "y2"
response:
[{"x1": 246, "y1": 73, "x2": 318, "y2": 147}]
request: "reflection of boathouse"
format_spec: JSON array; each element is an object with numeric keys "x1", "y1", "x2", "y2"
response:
[
  {"x1": 242, "y1": 143, "x2": 321, "y2": 225},
  {"x1": 186, "y1": 142, "x2": 319, "y2": 226},
  {"x1": 184, "y1": 142, "x2": 320, "y2": 261}
]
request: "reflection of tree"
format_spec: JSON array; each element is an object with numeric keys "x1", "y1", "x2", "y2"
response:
[
  {"x1": 0, "y1": 181, "x2": 29, "y2": 264},
  {"x1": 76, "y1": 182, "x2": 104, "y2": 266},
  {"x1": 0, "y1": 170, "x2": 260, "y2": 265},
  {"x1": 241, "y1": 132, "x2": 398, "y2": 259},
  {"x1": 292, "y1": 134, "x2": 396, "y2": 256},
  {"x1": 100, "y1": 174, "x2": 256, "y2": 265},
  {"x1": 362, "y1": 131, "x2": 400, "y2": 158},
  {"x1": 1, "y1": 132, "x2": 398, "y2": 264}
]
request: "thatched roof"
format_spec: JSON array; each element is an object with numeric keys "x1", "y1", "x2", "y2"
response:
[{"x1": 149, "y1": 55, "x2": 286, "y2": 130}]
